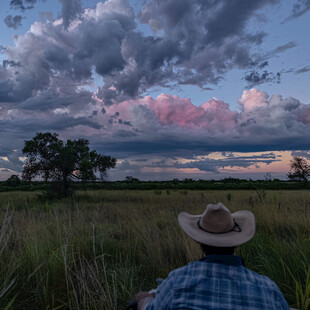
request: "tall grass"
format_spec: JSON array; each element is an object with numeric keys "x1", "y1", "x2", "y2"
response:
[{"x1": 0, "y1": 190, "x2": 309, "y2": 309}]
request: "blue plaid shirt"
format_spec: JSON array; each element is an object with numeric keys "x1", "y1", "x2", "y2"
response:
[{"x1": 146, "y1": 255, "x2": 290, "y2": 310}]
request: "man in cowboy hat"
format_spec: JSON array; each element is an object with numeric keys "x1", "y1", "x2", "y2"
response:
[{"x1": 135, "y1": 202, "x2": 290, "y2": 310}]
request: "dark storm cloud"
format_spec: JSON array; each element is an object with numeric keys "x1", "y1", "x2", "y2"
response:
[
  {"x1": 0, "y1": 114, "x2": 101, "y2": 137},
  {"x1": 6, "y1": 0, "x2": 79, "y2": 29},
  {"x1": 3, "y1": 60, "x2": 22, "y2": 68},
  {"x1": 17, "y1": 89, "x2": 94, "y2": 111},
  {"x1": 243, "y1": 61, "x2": 280, "y2": 87},
  {"x1": 203, "y1": 0, "x2": 277, "y2": 44},
  {"x1": 0, "y1": 70, "x2": 51, "y2": 103},
  {"x1": 133, "y1": 0, "x2": 278, "y2": 95},
  {"x1": 1, "y1": 0, "x2": 283, "y2": 108},
  {"x1": 221, "y1": 152, "x2": 277, "y2": 160},
  {"x1": 95, "y1": 0, "x2": 279, "y2": 104},
  {"x1": 173, "y1": 154, "x2": 279, "y2": 173},
  {"x1": 114, "y1": 129, "x2": 137, "y2": 138},
  {"x1": 244, "y1": 70, "x2": 280, "y2": 87},
  {"x1": 4, "y1": 15, "x2": 23, "y2": 29},
  {"x1": 110, "y1": 152, "x2": 279, "y2": 177},
  {"x1": 0, "y1": 148, "x2": 13, "y2": 157},
  {"x1": 59, "y1": 0, "x2": 82, "y2": 29},
  {"x1": 0, "y1": 79, "x2": 15, "y2": 102},
  {"x1": 98, "y1": 136, "x2": 308, "y2": 159}
]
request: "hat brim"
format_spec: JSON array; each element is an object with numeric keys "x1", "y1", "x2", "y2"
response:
[{"x1": 178, "y1": 210, "x2": 255, "y2": 247}]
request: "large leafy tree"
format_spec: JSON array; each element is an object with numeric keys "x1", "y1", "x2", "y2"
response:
[
  {"x1": 287, "y1": 156, "x2": 310, "y2": 182},
  {"x1": 22, "y1": 132, "x2": 116, "y2": 196}
]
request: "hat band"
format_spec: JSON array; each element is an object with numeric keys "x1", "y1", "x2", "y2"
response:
[{"x1": 197, "y1": 218, "x2": 242, "y2": 234}]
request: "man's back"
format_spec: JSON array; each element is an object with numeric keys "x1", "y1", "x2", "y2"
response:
[{"x1": 146, "y1": 255, "x2": 290, "y2": 310}]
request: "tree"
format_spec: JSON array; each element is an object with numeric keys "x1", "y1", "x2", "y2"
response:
[
  {"x1": 5, "y1": 174, "x2": 21, "y2": 187},
  {"x1": 264, "y1": 172, "x2": 273, "y2": 182},
  {"x1": 124, "y1": 176, "x2": 140, "y2": 182},
  {"x1": 22, "y1": 132, "x2": 116, "y2": 197},
  {"x1": 287, "y1": 156, "x2": 310, "y2": 182}
]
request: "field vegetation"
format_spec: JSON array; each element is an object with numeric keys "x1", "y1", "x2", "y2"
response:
[
  {"x1": 1, "y1": 178, "x2": 309, "y2": 193},
  {"x1": 0, "y1": 189, "x2": 310, "y2": 309}
]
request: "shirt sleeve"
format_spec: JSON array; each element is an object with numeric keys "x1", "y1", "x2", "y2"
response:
[
  {"x1": 145, "y1": 271, "x2": 177, "y2": 310},
  {"x1": 276, "y1": 291, "x2": 291, "y2": 310},
  {"x1": 268, "y1": 279, "x2": 291, "y2": 310}
]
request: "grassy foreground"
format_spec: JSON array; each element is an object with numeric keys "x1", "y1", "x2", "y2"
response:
[{"x1": 0, "y1": 189, "x2": 310, "y2": 309}]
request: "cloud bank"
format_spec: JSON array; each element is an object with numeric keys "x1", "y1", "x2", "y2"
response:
[
  {"x1": 1, "y1": 0, "x2": 309, "y2": 179},
  {"x1": 1, "y1": 0, "x2": 283, "y2": 108}
]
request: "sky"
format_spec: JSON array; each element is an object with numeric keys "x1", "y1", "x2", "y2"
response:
[{"x1": 1, "y1": 0, "x2": 310, "y2": 181}]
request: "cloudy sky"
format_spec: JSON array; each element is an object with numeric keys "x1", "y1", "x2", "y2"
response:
[{"x1": 1, "y1": 0, "x2": 310, "y2": 181}]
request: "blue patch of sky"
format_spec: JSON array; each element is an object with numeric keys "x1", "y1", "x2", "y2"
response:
[
  {"x1": 248, "y1": 1, "x2": 310, "y2": 104},
  {"x1": 0, "y1": 0, "x2": 60, "y2": 63}
]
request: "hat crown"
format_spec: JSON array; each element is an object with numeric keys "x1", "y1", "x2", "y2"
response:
[{"x1": 200, "y1": 203, "x2": 234, "y2": 233}]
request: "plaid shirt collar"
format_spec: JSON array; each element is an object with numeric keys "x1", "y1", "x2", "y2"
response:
[{"x1": 200, "y1": 254, "x2": 244, "y2": 266}]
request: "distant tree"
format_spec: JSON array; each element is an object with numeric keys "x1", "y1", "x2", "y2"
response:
[
  {"x1": 124, "y1": 176, "x2": 140, "y2": 182},
  {"x1": 287, "y1": 156, "x2": 310, "y2": 182},
  {"x1": 5, "y1": 174, "x2": 21, "y2": 187},
  {"x1": 264, "y1": 172, "x2": 274, "y2": 182},
  {"x1": 222, "y1": 177, "x2": 242, "y2": 183},
  {"x1": 22, "y1": 132, "x2": 116, "y2": 198},
  {"x1": 183, "y1": 178, "x2": 193, "y2": 182}
]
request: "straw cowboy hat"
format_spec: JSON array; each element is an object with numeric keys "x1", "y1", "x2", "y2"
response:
[{"x1": 178, "y1": 202, "x2": 255, "y2": 247}]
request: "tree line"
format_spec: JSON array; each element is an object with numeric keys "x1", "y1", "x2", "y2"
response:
[{"x1": 2, "y1": 132, "x2": 310, "y2": 197}]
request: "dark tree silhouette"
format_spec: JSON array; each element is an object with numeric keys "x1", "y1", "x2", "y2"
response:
[
  {"x1": 287, "y1": 156, "x2": 310, "y2": 182},
  {"x1": 5, "y1": 174, "x2": 21, "y2": 187},
  {"x1": 124, "y1": 176, "x2": 140, "y2": 182},
  {"x1": 22, "y1": 132, "x2": 116, "y2": 197}
]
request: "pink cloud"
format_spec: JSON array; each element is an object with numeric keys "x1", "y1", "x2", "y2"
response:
[
  {"x1": 106, "y1": 93, "x2": 238, "y2": 132},
  {"x1": 144, "y1": 94, "x2": 238, "y2": 132},
  {"x1": 238, "y1": 88, "x2": 269, "y2": 112},
  {"x1": 143, "y1": 94, "x2": 205, "y2": 128},
  {"x1": 103, "y1": 89, "x2": 310, "y2": 136},
  {"x1": 200, "y1": 98, "x2": 238, "y2": 131}
]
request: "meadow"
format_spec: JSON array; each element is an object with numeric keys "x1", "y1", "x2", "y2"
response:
[{"x1": 0, "y1": 189, "x2": 309, "y2": 309}]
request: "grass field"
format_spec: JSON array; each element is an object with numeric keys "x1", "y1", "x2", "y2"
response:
[{"x1": 0, "y1": 189, "x2": 310, "y2": 309}]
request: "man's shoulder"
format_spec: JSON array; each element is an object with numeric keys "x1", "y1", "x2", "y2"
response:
[
  {"x1": 243, "y1": 267, "x2": 281, "y2": 290},
  {"x1": 169, "y1": 257, "x2": 281, "y2": 290}
]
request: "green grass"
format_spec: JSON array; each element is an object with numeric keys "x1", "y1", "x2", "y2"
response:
[{"x1": 0, "y1": 190, "x2": 310, "y2": 309}]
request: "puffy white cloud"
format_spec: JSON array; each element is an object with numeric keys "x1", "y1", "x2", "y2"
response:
[{"x1": 238, "y1": 89, "x2": 269, "y2": 112}]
